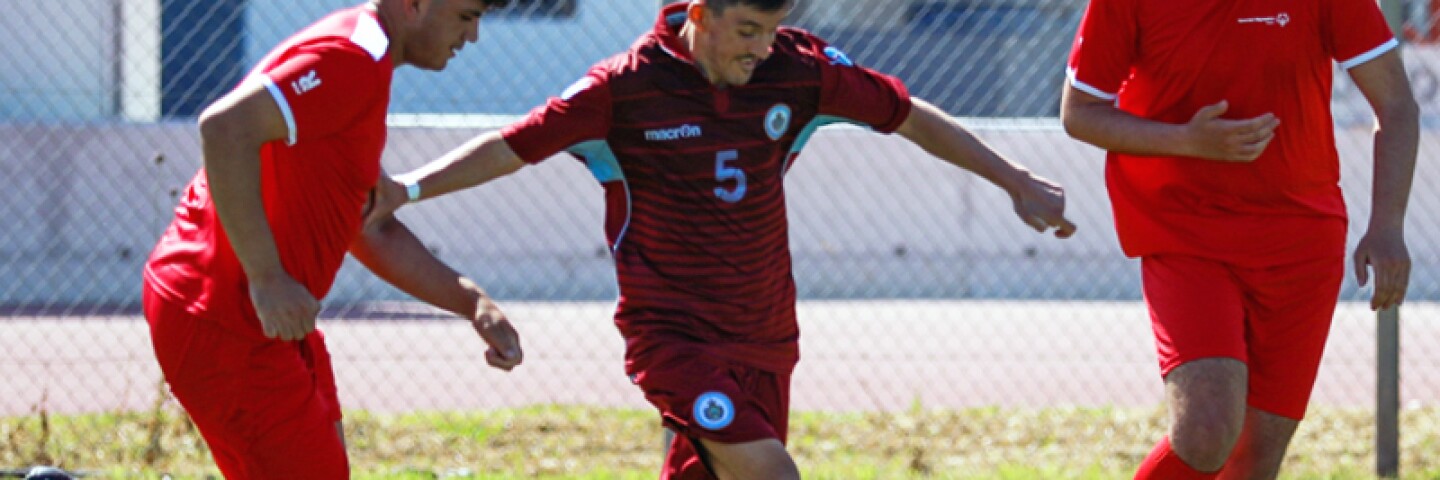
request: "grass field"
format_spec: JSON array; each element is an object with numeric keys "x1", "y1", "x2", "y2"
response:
[{"x1": 2, "y1": 400, "x2": 1437, "y2": 479}]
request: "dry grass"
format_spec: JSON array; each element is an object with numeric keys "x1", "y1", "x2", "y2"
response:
[{"x1": 2, "y1": 398, "x2": 1437, "y2": 479}]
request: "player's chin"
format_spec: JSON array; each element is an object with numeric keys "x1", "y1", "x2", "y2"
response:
[
  {"x1": 729, "y1": 72, "x2": 756, "y2": 86},
  {"x1": 415, "y1": 57, "x2": 450, "y2": 72}
]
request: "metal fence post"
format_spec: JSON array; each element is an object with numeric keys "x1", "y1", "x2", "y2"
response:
[
  {"x1": 1378, "y1": 306, "x2": 1401, "y2": 478},
  {"x1": 1375, "y1": 3, "x2": 1404, "y2": 477}
]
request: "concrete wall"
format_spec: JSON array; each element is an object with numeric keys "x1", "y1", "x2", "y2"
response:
[
  {"x1": 246, "y1": 0, "x2": 658, "y2": 115},
  {"x1": 0, "y1": 1, "x2": 118, "y2": 121},
  {"x1": 1, "y1": 121, "x2": 1435, "y2": 305}
]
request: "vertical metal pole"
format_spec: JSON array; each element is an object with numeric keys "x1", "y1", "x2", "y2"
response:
[
  {"x1": 1373, "y1": 5, "x2": 1403, "y2": 477},
  {"x1": 1378, "y1": 306, "x2": 1401, "y2": 478}
]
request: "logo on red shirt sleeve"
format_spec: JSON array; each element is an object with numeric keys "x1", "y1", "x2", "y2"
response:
[{"x1": 292, "y1": 70, "x2": 322, "y2": 95}]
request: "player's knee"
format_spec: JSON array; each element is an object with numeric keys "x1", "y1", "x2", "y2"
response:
[
  {"x1": 704, "y1": 438, "x2": 799, "y2": 480},
  {"x1": 1171, "y1": 421, "x2": 1241, "y2": 470}
]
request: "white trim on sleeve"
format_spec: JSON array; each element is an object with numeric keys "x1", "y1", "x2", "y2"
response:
[
  {"x1": 1066, "y1": 67, "x2": 1118, "y2": 101},
  {"x1": 260, "y1": 75, "x2": 298, "y2": 146},
  {"x1": 1339, "y1": 38, "x2": 1398, "y2": 70}
]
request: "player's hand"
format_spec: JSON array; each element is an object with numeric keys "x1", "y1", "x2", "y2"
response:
[
  {"x1": 1010, "y1": 173, "x2": 1077, "y2": 239},
  {"x1": 1183, "y1": 100, "x2": 1280, "y2": 162},
  {"x1": 1354, "y1": 227, "x2": 1410, "y2": 311},
  {"x1": 363, "y1": 175, "x2": 408, "y2": 233},
  {"x1": 472, "y1": 296, "x2": 523, "y2": 371},
  {"x1": 249, "y1": 273, "x2": 321, "y2": 341}
]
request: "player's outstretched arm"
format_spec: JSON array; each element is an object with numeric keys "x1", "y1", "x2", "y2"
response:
[
  {"x1": 895, "y1": 98, "x2": 1077, "y2": 238},
  {"x1": 363, "y1": 131, "x2": 526, "y2": 230},
  {"x1": 199, "y1": 79, "x2": 320, "y2": 341},
  {"x1": 350, "y1": 215, "x2": 523, "y2": 371},
  {"x1": 1060, "y1": 86, "x2": 1279, "y2": 163},
  {"x1": 1347, "y1": 49, "x2": 1419, "y2": 311}
]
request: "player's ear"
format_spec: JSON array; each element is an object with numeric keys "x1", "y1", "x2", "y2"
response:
[{"x1": 687, "y1": 1, "x2": 707, "y2": 29}]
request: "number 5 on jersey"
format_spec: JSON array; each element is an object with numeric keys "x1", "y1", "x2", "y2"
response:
[{"x1": 714, "y1": 150, "x2": 747, "y2": 203}]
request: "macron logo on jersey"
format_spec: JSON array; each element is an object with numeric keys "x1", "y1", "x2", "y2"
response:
[
  {"x1": 644, "y1": 124, "x2": 703, "y2": 142},
  {"x1": 1239, "y1": 12, "x2": 1290, "y2": 27},
  {"x1": 292, "y1": 70, "x2": 322, "y2": 95}
]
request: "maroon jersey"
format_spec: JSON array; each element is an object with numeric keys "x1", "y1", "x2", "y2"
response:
[{"x1": 502, "y1": 4, "x2": 910, "y2": 373}]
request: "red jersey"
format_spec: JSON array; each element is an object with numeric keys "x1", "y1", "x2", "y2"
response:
[
  {"x1": 502, "y1": 4, "x2": 911, "y2": 373},
  {"x1": 1067, "y1": 0, "x2": 1396, "y2": 263},
  {"x1": 144, "y1": 7, "x2": 393, "y2": 336}
]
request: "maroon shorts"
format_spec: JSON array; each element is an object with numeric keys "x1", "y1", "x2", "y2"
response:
[
  {"x1": 632, "y1": 353, "x2": 791, "y2": 479},
  {"x1": 143, "y1": 282, "x2": 347, "y2": 479},
  {"x1": 1142, "y1": 250, "x2": 1344, "y2": 419}
]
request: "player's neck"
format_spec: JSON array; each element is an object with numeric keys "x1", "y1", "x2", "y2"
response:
[
  {"x1": 678, "y1": 23, "x2": 725, "y2": 88},
  {"x1": 369, "y1": 1, "x2": 404, "y2": 68}
]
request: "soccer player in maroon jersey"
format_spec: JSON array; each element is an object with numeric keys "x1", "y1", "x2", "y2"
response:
[
  {"x1": 1063, "y1": 0, "x2": 1418, "y2": 478},
  {"x1": 369, "y1": 0, "x2": 1076, "y2": 477},
  {"x1": 142, "y1": 1, "x2": 522, "y2": 477}
]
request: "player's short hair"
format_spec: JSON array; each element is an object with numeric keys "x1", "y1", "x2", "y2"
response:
[
  {"x1": 482, "y1": 0, "x2": 511, "y2": 7},
  {"x1": 704, "y1": 0, "x2": 794, "y2": 14}
]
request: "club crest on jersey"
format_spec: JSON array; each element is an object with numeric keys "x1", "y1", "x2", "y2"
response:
[
  {"x1": 764, "y1": 103, "x2": 792, "y2": 141},
  {"x1": 824, "y1": 46, "x2": 854, "y2": 67},
  {"x1": 693, "y1": 391, "x2": 735, "y2": 430}
]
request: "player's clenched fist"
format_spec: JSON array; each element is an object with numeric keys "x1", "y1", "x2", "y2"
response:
[
  {"x1": 1011, "y1": 173, "x2": 1077, "y2": 239},
  {"x1": 363, "y1": 175, "x2": 409, "y2": 232},
  {"x1": 249, "y1": 273, "x2": 321, "y2": 341},
  {"x1": 472, "y1": 296, "x2": 523, "y2": 371}
]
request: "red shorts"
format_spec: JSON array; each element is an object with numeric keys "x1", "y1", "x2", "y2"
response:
[
  {"x1": 632, "y1": 352, "x2": 791, "y2": 479},
  {"x1": 1142, "y1": 250, "x2": 1344, "y2": 419},
  {"x1": 143, "y1": 282, "x2": 347, "y2": 479}
]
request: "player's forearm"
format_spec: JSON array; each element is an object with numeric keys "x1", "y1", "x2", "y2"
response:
[
  {"x1": 399, "y1": 131, "x2": 525, "y2": 201},
  {"x1": 200, "y1": 123, "x2": 287, "y2": 282},
  {"x1": 350, "y1": 217, "x2": 488, "y2": 320},
  {"x1": 1060, "y1": 88, "x2": 1194, "y2": 158},
  {"x1": 1367, "y1": 101, "x2": 1419, "y2": 232},
  {"x1": 898, "y1": 98, "x2": 1030, "y2": 192}
]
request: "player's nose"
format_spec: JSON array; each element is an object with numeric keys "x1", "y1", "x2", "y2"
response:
[{"x1": 466, "y1": 23, "x2": 480, "y2": 44}]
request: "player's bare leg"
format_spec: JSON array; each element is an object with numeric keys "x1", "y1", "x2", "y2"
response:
[
  {"x1": 1165, "y1": 357, "x2": 1248, "y2": 472},
  {"x1": 1217, "y1": 408, "x2": 1299, "y2": 480},
  {"x1": 698, "y1": 437, "x2": 800, "y2": 480}
]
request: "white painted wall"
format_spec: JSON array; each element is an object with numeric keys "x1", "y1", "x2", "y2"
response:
[{"x1": 0, "y1": 122, "x2": 1435, "y2": 304}]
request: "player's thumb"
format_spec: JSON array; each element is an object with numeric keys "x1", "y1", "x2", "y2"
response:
[
  {"x1": 1196, "y1": 100, "x2": 1229, "y2": 121},
  {"x1": 1354, "y1": 250, "x2": 1371, "y2": 286}
]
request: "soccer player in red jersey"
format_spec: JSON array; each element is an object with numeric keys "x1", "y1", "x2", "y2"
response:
[
  {"x1": 141, "y1": 1, "x2": 522, "y2": 477},
  {"x1": 368, "y1": 0, "x2": 1076, "y2": 477},
  {"x1": 1063, "y1": 0, "x2": 1418, "y2": 478}
]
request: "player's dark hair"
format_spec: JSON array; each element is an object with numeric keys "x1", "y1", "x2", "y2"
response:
[
  {"x1": 482, "y1": 0, "x2": 511, "y2": 8},
  {"x1": 705, "y1": 0, "x2": 794, "y2": 14}
]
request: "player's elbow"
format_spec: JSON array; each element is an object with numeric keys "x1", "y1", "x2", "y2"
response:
[
  {"x1": 1376, "y1": 94, "x2": 1419, "y2": 129},
  {"x1": 1058, "y1": 94, "x2": 1083, "y2": 135}
]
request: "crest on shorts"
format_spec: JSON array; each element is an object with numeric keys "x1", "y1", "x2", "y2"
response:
[
  {"x1": 765, "y1": 103, "x2": 792, "y2": 141},
  {"x1": 693, "y1": 391, "x2": 735, "y2": 430}
]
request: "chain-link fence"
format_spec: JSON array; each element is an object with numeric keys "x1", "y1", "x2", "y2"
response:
[{"x1": 2, "y1": 0, "x2": 1438, "y2": 476}]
